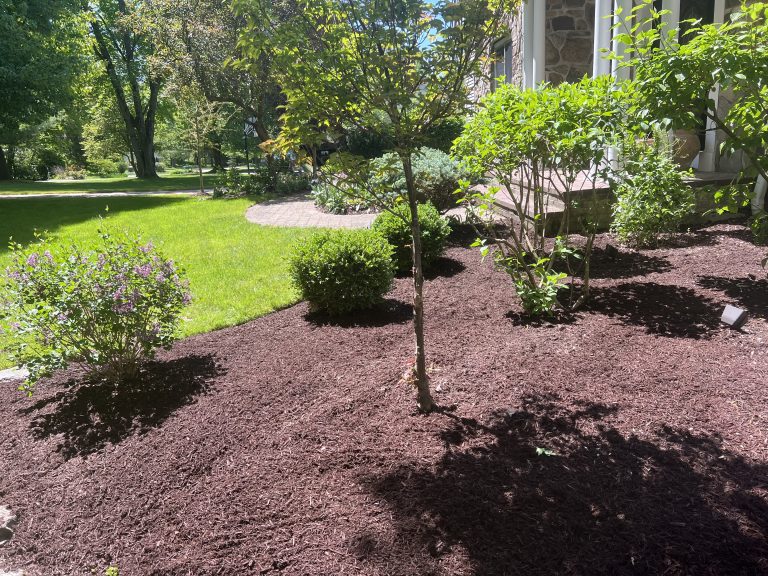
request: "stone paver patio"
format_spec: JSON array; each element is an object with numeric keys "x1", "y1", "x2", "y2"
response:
[{"x1": 245, "y1": 194, "x2": 377, "y2": 229}]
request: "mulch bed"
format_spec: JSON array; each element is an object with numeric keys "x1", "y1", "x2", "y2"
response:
[{"x1": 1, "y1": 223, "x2": 767, "y2": 576}]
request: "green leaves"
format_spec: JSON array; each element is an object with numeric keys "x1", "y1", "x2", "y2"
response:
[
  {"x1": 289, "y1": 229, "x2": 395, "y2": 315},
  {"x1": 610, "y1": 136, "x2": 695, "y2": 248},
  {"x1": 1, "y1": 229, "x2": 191, "y2": 393}
]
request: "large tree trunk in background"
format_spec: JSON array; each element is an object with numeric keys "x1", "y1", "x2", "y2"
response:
[
  {"x1": 0, "y1": 147, "x2": 10, "y2": 180},
  {"x1": 400, "y1": 151, "x2": 435, "y2": 413},
  {"x1": 89, "y1": 3, "x2": 159, "y2": 179}
]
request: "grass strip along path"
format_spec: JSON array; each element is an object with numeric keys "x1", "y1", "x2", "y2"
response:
[{"x1": 0, "y1": 195, "x2": 313, "y2": 368}]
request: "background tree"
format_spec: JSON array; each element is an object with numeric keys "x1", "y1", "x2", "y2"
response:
[
  {"x1": 85, "y1": 0, "x2": 162, "y2": 178},
  {"x1": 0, "y1": 0, "x2": 84, "y2": 179},
  {"x1": 236, "y1": 0, "x2": 518, "y2": 412},
  {"x1": 147, "y1": 0, "x2": 283, "y2": 174},
  {"x1": 170, "y1": 85, "x2": 233, "y2": 193}
]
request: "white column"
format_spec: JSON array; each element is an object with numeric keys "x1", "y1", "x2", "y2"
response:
[
  {"x1": 522, "y1": 1, "x2": 534, "y2": 88},
  {"x1": 593, "y1": 0, "x2": 613, "y2": 77},
  {"x1": 610, "y1": 0, "x2": 632, "y2": 80},
  {"x1": 698, "y1": 0, "x2": 726, "y2": 172},
  {"x1": 753, "y1": 176, "x2": 767, "y2": 215},
  {"x1": 533, "y1": 0, "x2": 547, "y2": 84},
  {"x1": 661, "y1": 0, "x2": 681, "y2": 43}
]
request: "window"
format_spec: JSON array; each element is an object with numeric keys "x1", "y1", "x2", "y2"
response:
[{"x1": 491, "y1": 38, "x2": 514, "y2": 90}]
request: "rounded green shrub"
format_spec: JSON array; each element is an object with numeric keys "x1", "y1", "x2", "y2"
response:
[
  {"x1": 372, "y1": 203, "x2": 451, "y2": 273},
  {"x1": 290, "y1": 229, "x2": 395, "y2": 315}
]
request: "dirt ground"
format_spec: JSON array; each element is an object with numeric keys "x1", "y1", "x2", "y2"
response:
[{"x1": 1, "y1": 223, "x2": 766, "y2": 576}]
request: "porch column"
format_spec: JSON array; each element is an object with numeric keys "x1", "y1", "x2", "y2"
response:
[
  {"x1": 522, "y1": 1, "x2": 534, "y2": 87},
  {"x1": 610, "y1": 0, "x2": 632, "y2": 80},
  {"x1": 661, "y1": 0, "x2": 681, "y2": 42},
  {"x1": 593, "y1": 0, "x2": 613, "y2": 77},
  {"x1": 522, "y1": 0, "x2": 546, "y2": 87},
  {"x1": 532, "y1": 0, "x2": 546, "y2": 84},
  {"x1": 698, "y1": 0, "x2": 726, "y2": 172}
]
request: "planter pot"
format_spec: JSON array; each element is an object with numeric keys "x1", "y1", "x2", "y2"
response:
[{"x1": 673, "y1": 129, "x2": 701, "y2": 169}]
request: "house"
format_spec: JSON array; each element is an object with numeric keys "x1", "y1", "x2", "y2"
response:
[
  {"x1": 482, "y1": 0, "x2": 765, "y2": 232},
  {"x1": 485, "y1": 0, "x2": 752, "y2": 174}
]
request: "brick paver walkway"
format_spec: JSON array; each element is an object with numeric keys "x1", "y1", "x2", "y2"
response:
[{"x1": 245, "y1": 194, "x2": 378, "y2": 229}]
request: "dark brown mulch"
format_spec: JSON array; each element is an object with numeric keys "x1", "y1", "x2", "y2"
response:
[{"x1": 1, "y1": 223, "x2": 767, "y2": 576}]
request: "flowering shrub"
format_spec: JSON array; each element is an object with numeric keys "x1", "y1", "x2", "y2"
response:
[{"x1": 1, "y1": 230, "x2": 191, "y2": 394}]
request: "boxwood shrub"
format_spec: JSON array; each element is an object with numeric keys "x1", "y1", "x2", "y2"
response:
[
  {"x1": 290, "y1": 229, "x2": 395, "y2": 315},
  {"x1": 372, "y1": 203, "x2": 451, "y2": 273}
]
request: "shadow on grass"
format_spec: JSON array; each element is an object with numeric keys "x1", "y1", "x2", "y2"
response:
[
  {"x1": 0, "y1": 196, "x2": 191, "y2": 255},
  {"x1": 356, "y1": 394, "x2": 768, "y2": 575},
  {"x1": 697, "y1": 275, "x2": 768, "y2": 321},
  {"x1": 304, "y1": 298, "x2": 412, "y2": 328},
  {"x1": 26, "y1": 354, "x2": 221, "y2": 459},
  {"x1": 589, "y1": 282, "x2": 722, "y2": 338}
]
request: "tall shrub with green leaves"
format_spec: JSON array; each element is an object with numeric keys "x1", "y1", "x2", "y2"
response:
[
  {"x1": 235, "y1": 0, "x2": 519, "y2": 412},
  {"x1": 615, "y1": 1, "x2": 768, "y2": 211},
  {"x1": 611, "y1": 138, "x2": 695, "y2": 248},
  {"x1": 455, "y1": 76, "x2": 636, "y2": 315}
]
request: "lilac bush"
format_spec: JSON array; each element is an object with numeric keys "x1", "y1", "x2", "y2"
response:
[{"x1": 1, "y1": 230, "x2": 191, "y2": 394}]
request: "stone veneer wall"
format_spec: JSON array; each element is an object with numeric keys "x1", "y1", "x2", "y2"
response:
[{"x1": 545, "y1": 0, "x2": 596, "y2": 85}]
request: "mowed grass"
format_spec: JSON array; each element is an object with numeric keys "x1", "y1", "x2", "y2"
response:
[
  {"x1": 0, "y1": 195, "x2": 313, "y2": 368},
  {"x1": 0, "y1": 173, "x2": 217, "y2": 195}
]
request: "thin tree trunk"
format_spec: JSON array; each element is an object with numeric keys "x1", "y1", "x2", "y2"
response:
[
  {"x1": 400, "y1": 151, "x2": 434, "y2": 413},
  {"x1": 0, "y1": 147, "x2": 10, "y2": 180},
  {"x1": 197, "y1": 141, "x2": 205, "y2": 195}
]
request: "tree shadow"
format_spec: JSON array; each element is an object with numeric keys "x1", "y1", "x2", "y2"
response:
[
  {"x1": 588, "y1": 246, "x2": 672, "y2": 280},
  {"x1": 26, "y1": 354, "x2": 221, "y2": 459},
  {"x1": 697, "y1": 275, "x2": 768, "y2": 321},
  {"x1": 589, "y1": 282, "x2": 722, "y2": 338},
  {"x1": 358, "y1": 394, "x2": 768, "y2": 575},
  {"x1": 424, "y1": 257, "x2": 466, "y2": 280},
  {"x1": 303, "y1": 299, "x2": 412, "y2": 328},
  {"x1": 0, "y1": 196, "x2": 190, "y2": 255}
]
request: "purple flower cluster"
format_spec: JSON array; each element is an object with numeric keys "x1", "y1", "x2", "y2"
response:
[{"x1": 134, "y1": 263, "x2": 152, "y2": 278}]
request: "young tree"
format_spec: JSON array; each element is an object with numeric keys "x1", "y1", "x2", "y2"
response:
[
  {"x1": 235, "y1": 0, "x2": 518, "y2": 412},
  {"x1": 172, "y1": 85, "x2": 233, "y2": 194},
  {"x1": 85, "y1": 0, "x2": 162, "y2": 179}
]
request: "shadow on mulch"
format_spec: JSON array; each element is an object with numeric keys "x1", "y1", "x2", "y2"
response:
[
  {"x1": 360, "y1": 394, "x2": 768, "y2": 575},
  {"x1": 504, "y1": 310, "x2": 579, "y2": 327},
  {"x1": 424, "y1": 257, "x2": 466, "y2": 280},
  {"x1": 589, "y1": 282, "x2": 722, "y2": 338},
  {"x1": 589, "y1": 246, "x2": 672, "y2": 280},
  {"x1": 304, "y1": 299, "x2": 412, "y2": 328},
  {"x1": 698, "y1": 275, "x2": 768, "y2": 320},
  {"x1": 26, "y1": 354, "x2": 221, "y2": 459}
]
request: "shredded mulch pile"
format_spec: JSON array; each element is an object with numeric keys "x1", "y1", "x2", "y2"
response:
[{"x1": 1, "y1": 223, "x2": 767, "y2": 576}]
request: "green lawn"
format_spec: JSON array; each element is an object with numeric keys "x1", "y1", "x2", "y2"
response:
[
  {"x1": 0, "y1": 195, "x2": 313, "y2": 368},
  {"x1": 0, "y1": 173, "x2": 219, "y2": 195}
]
